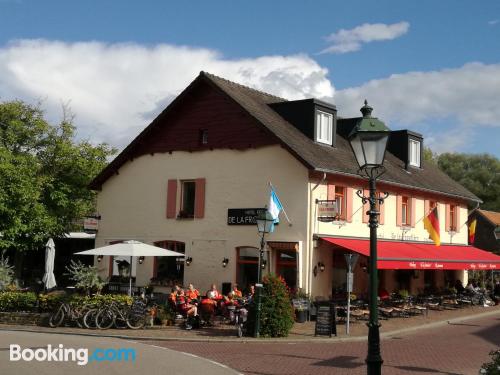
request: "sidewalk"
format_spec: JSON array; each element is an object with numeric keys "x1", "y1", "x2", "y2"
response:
[{"x1": 1, "y1": 304, "x2": 499, "y2": 343}]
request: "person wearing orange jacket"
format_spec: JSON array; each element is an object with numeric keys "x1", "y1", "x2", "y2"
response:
[{"x1": 186, "y1": 283, "x2": 200, "y2": 302}]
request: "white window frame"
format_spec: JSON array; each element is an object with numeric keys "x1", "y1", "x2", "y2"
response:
[
  {"x1": 409, "y1": 139, "x2": 421, "y2": 167},
  {"x1": 315, "y1": 110, "x2": 333, "y2": 145}
]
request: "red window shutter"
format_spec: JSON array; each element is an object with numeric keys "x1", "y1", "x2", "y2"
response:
[
  {"x1": 327, "y1": 184, "x2": 336, "y2": 201},
  {"x1": 194, "y1": 178, "x2": 206, "y2": 218},
  {"x1": 410, "y1": 197, "x2": 416, "y2": 227},
  {"x1": 362, "y1": 189, "x2": 369, "y2": 223},
  {"x1": 455, "y1": 205, "x2": 461, "y2": 233},
  {"x1": 166, "y1": 179, "x2": 178, "y2": 219},
  {"x1": 445, "y1": 204, "x2": 450, "y2": 231},
  {"x1": 346, "y1": 188, "x2": 353, "y2": 223},
  {"x1": 396, "y1": 195, "x2": 403, "y2": 227},
  {"x1": 379, "y1": 193, "x2": 385, "y2": 225}
]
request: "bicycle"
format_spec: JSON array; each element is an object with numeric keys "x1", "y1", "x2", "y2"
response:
[
  {"x1": 95, "y1": 300, "x2": 130, "y2": 329},
  {"x1": 48, "y1": 302, "x2": 87, "y2": 328}
]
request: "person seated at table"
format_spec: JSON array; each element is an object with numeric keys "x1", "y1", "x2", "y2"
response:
[
  {"x1": 378, "y1": 286, "x2": 390, "y2": 300},
  {"x1": 186, "y1": 283, "x2": 200, "y2": 303},
  {"x1": 175, "y1": 289, "x2": 198, "y2": 329},
  {"x1": 232, "y1": 284, "x2": 243, "y2": 299},
  {"x1": 169, "y1": 285, "x2": 182, "y2": 306},
  {"x1": 246, "y1": 284, "x2": 255, "y2": 304},
  {"x1": 207, "y1": 284, "x2": 222, "y2": 300},
  {"x1": 454, "y1": 279, "x2": 465, "y2": 294}
]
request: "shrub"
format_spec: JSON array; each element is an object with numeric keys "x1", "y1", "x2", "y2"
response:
[
  {"x1": 0, "y1": 291, "x2": 37, "y2": 312},
  {"x1": 37, "y1": 291, "x2": 66, "y2": 311},
  {"x1": 480, "y1": 350, "x2": 500, "y2": 374},
  {"x1": 247, "y1": 274, "x2": 295, "y2": 337}
]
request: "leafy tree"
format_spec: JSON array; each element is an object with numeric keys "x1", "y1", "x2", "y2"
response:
[
  {"x1": 436, "y1": 153, "x2": 500, "y2": 211},
  {"x1": 0, "y1": 100, "x2": 115, "y2": 271}
]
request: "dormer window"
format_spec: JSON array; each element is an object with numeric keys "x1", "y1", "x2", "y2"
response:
[
  {"x1": 315, "y1": 110, "x2": 333, "y2": 145},
  {"x1": 409, "y1": 139, "x2": 421, "y2": 167}
]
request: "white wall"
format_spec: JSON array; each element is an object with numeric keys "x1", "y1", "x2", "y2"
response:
[{"x1": 95, "y1": 145, "x2": 309, "y2": 292}]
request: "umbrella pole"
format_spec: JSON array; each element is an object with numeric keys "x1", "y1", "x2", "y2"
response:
[{"x1": 129, "y1": 256, "x2": 133, "y2": 297}]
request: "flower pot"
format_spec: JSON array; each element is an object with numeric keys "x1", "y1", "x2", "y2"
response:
[{"x1": 295, "y1": 309, "x2": 307, "y2": 323}]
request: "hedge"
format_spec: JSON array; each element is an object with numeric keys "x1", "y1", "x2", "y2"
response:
[
  {"x1": 0, "y1": 291, "x2": 37, "y2": 312},
  {"x1": 0, "y1": 291, "x2": 133, "y2": 313}
]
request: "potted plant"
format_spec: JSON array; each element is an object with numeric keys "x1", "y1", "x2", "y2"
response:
[
  {"x1": 295, "y1": 304, "x2": 307, "y2": 323},
  {"x1": 156, "y1": 305, "x2": 175, "y2": 326}
]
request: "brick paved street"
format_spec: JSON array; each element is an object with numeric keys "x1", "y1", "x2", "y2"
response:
[{"x1": 144, "y1": 315, "x2": 500, "y2": 375}]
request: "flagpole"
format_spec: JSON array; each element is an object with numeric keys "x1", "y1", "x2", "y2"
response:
[{"x1": 268, "y1": 181, "x2": 292, "y2": 225}]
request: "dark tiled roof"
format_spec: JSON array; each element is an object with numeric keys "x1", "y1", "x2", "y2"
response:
[
  {"x1": 202, "y1": 72, "x2": 480, "y2": 203},
  {"x1": 90, "y1": 71, "x2": 480, "y2": 203}
]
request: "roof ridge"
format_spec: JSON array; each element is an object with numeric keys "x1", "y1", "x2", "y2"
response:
[{"x1": 200, "y1": 71, "x2": 287, "y2": 102}]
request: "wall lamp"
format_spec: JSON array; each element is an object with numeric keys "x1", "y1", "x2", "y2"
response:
[
  {"x1": 97, "y1": 255, "x2": 103, "y2": 263},
  {"x1": 318, "y1": 262, "x2": 326, "y2": 272},
  {"x1": 185, "y1": 257, "x2": 193, "y2": 266},
  {"x1": 261, "y1": 259, "x2": 267, "y2": 269},
  {"x1": 138, "y1": 256, "x2": 145, "y2": 264},
  {"x1": 222, "y1": 257, "x2": 229, "y2": 268}
]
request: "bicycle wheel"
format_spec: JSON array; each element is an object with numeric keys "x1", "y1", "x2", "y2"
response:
[
  {"x1": 83, "y1": 308, "x2": 98, "y2": 329},
  {"x1": 49, "y1": 305, "x2": 65, "y2": 328},
  {"x1": 96, "y1": 308, "x2": 115, "y2": 330},
  {"x1": 126, "y1": 311, "x2": 146, "y2": 329}
]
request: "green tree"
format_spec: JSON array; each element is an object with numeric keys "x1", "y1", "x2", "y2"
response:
[
  {"x1": 0, "y1": 100, "x2": 115, "y2": 270},
  {"x1": 436, "y1": 153, "x2": 500, "y2": 211}
]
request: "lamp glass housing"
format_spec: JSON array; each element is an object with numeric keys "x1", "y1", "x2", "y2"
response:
[
  {"x1": 256, "y1": 211, "x2": 275, "y2": 234},
  {"x1": 350, "y1": 131, "x2": 389, "y2": 170}
]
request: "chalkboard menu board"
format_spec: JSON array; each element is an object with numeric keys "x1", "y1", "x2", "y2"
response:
[{"x1": 314, "y1": 303, "x2": 337, "y2": 337}]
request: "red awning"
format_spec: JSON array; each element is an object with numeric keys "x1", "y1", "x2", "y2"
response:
[{"x1": 321, "y1": 237, "x2": 500, "y2": 270}]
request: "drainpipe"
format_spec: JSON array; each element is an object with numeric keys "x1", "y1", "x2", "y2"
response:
[{"x1": 308, "y1": 172, "x2": 326, "y2": 296}]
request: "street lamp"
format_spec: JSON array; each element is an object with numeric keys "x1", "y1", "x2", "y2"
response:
[
  {"x1": 254, "y1": 210, "x2": 274, "y2": 337},
  {"x1": 348, "y1": 100, "x2": 390, "y2": 375}
]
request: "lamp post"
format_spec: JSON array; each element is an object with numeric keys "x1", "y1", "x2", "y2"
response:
[
  {"x1": 348, "y1": 100, "x2": 390, "y2": 375},
  {"x1": 254, "y1": 211, "x2": 275, "y2": 338}
]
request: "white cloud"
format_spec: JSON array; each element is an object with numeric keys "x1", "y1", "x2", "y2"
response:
[
  {"x1": 334, "y1": 62, "x2": 500, "y2": 153},
  {"x1": 1, "y1": 39, "x2": 499, "y2": 156},
  {"x1": 488, "y1": 19, "x2": 499, "y2": 25},
  {"x1": 320, "y1": 22, "x2": 409, "y2": 54},
  {"x1": 0, "y1": 39, "x2": 334, "y2": 147}
]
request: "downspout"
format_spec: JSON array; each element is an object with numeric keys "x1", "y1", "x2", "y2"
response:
[{"x1": 308, "y1": 172, "x2": 326, "y2": 296}]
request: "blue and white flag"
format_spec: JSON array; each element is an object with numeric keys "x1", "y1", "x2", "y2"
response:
[{"x1": 268, "y1": 189, "x2": 283, "y2": 231}]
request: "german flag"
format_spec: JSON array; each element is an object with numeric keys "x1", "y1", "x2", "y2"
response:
[
  {"x1": 424, "y1": 207, "x2": 440, "y2": 246},
  {"x1": 469, "y1": 218, "x2": 477, "y2": 244}
]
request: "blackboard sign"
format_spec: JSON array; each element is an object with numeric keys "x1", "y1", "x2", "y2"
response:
[
  {"x1": 314, "y1": 303, "x2": 337, "y2": 337},
  {"x1": 227, "y1": 208, "x2": 267, "y2": 225}
]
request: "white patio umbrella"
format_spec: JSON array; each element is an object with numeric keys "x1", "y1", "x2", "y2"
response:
[
  {"x1": 75, "y1": 240, "x2": 185, "y2": 295},
  {"x1": 42, "y1": 238, "x2": 57, "y2": 290}
]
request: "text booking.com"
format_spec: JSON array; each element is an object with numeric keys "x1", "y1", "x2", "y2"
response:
[{"x1": 10, "y1": 344, "x2": 136, "y2": 366}]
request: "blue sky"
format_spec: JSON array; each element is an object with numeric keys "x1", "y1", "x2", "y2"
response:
[{"x1": 0, "y1": 0, "x2": 499, "y2": 156}]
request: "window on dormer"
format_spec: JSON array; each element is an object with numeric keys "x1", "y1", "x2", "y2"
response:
[
  {"x1": 315, "y1": 110, "x2": 333, "y2": 145},
  {"x1": 409, "y1": 139, "x2": 421, "y2": 167}
]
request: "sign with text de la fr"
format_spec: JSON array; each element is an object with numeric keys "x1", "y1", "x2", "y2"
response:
[{"x1": 227, "y1": 208, "x2": 267, "y2": 225}]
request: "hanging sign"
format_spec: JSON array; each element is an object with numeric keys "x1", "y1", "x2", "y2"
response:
[
  {"x1": 317, "y1": 200, "x2": 338, "y2": 222},
  {"x1": 83, "y1": 217, "x2": 99, "y2": 232}
]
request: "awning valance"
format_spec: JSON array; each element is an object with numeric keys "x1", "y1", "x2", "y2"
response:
[{"x1": 321, "y1": 237, "x2": 500, "y2": 270}]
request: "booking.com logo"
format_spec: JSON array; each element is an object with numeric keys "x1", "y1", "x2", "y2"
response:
[{"x1": 10, "y1": 344, "x2": 136, "y2": 366}]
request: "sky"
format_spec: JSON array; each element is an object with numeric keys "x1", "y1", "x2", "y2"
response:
[{"x1": 0, "y1": 0, "x2": 499, "y2": 156}]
